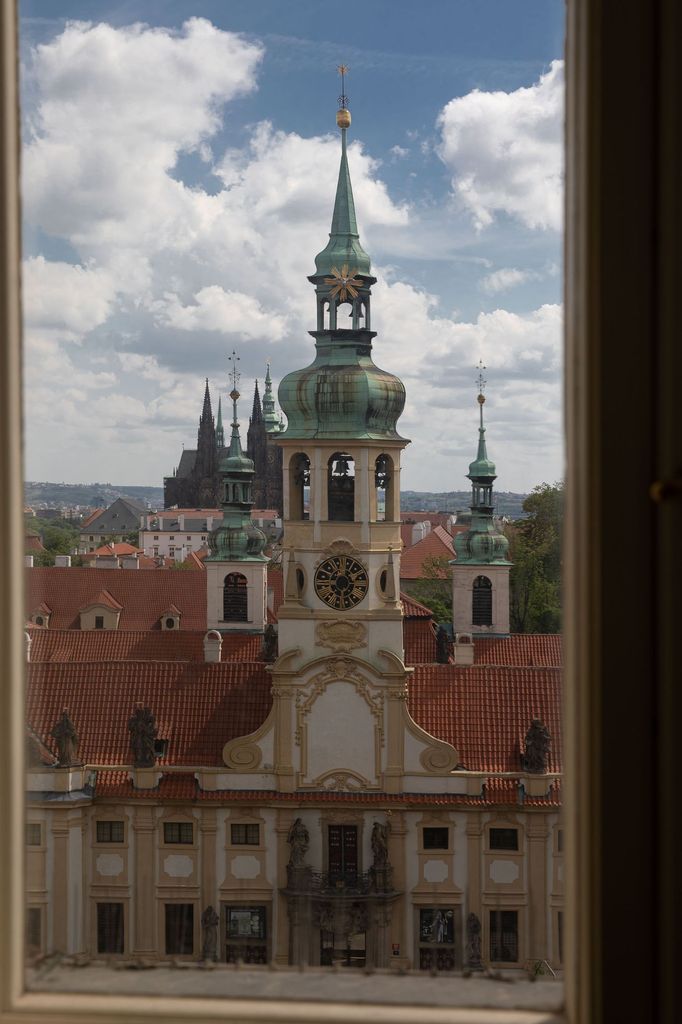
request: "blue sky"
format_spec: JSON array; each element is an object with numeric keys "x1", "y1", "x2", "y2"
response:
[{"x1": 20, "y1": 1, "x2": 564, "y2": 493}]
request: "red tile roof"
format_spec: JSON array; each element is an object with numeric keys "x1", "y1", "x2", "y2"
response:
[
  {"x1": 80, "y1": 589, "x2": 123, "y2": 612},
  {"x1": 407, "y1": 665, "x2": 562, "y2": 773},
  {"x1": 28, "y1": 629, "x2": 263, "y2": 664},
  {"x1": 399, "y1": 526, "x2": 454, "y2": 580},
  {"x1": 474, "y1": 634, "x2": 563, "y2": 667},
  {"x1": 404, "y1": 619, "x2": 438, "y2": 664},
  {"x1": 26, "y1": 662, "x2": 272, "y2": 765},
  {"x1": 25, "y1": 533, "x2": 46, "y2": 552},
  {"x1": 26, "y1": 567, "x2": 208, "y2": 630},
  {"x1": 93, "y1": 773, "x2": 560, "y2": 808},
  {"x1": 400, "y1": 593, "x2": 434, "y2": 618}
]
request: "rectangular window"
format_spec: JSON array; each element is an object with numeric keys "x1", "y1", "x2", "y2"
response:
[
  {"x1": 489, "y1": 910, "x2": 518, "y2": 963},
  {"x1": 26, "y1": 907, "x2": 41, "y2": 952},
  {"x1": 88, "y1": 535, "x2": 94, "y2": 541},
  {"x1": 164, "y1": 821, "x2": 193, "y2": 844},
  {"x1": 423, "y1": 827, "x2": 449, "y2": 850},
  {"x1": 186, "y1": 535, "x2": 191, "y2": 540},
  {"x1": 97, "y1": 902, "x2": 124, "y2": 954},
  {"x1": 328, "y1": 824, "x2": 358, "y2": 882},
  {"x1": 558, "y1": 910, "x2": 564, "y2": 964},
  {"x1": 226, "y1": 905, "x2": 267, "y2": 964},
  {"x1": 557, "y1": 828, "x2": 564, "y2": 853},
  {"x1": 94, "y1": 615, "x2": 104, "y2": 629},
  {"x1": 25, "y1": 823, "x2": 41, "y2": 846},
  {"x1": 490, "y1": 827, "x2": 518, "y2": 851},
  {"x1": 418, "y1": 908, "x2": 455, "y2": 971},
  {"x1": 165, "y1": 903, "x2": 194, "y2": 955},
  {"x1": 231, "y1": 823, "x2": 260, "y2": 845},
  {"x1": 96, "y1": 820, "x2": 124, "y2": 843},
  {"x1": 153, "y1": 535, "x2": 159, "y2": 540},
  {"x1": 169, "y1": 535, "x2": 175, "y2": 540}
]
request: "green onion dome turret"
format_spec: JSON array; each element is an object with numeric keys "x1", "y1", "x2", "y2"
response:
[{"x1": 206, "y1": 386, "x2": 268, "y2": 563}]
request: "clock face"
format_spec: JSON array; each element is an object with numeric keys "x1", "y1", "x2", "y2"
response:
[{"x1": 314, "y1": 554, "x2": 369, "y2": 610}]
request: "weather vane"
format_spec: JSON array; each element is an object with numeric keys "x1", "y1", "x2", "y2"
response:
[
  {"x1": 476, "y1": 359, "x2": 487, "y2": 397},
  {"x1": 337, "y1": 64, "x2": 349, "y2": 109},
  {"x1": 229, "y1": 350, "x2": 241, "y2": 398}
]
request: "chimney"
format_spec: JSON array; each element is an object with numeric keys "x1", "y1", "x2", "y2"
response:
[
  {"x1": 121, "y1": 555, "x2": 139, "y2": 570},
  {"x1": 55, "y1": 555, "x2": 71, "y2": 568},
  {"x1": 25, "y1": 555, "x2": 34, "y2": 568},
  {"x1": 206, "y1": 516, "x2": 213, "y2": 532},
  {"x1": 453, "y1": 632, "x2": 475, "y2": 667},
  {"x1": 178, "y1": 514, "x2": 185, "y2": 531},
  {"x1": 203, "y1": 630, "x2": 222, "y2": 663},
  {"x1": 25, "y1": 631, "x2": 32, "y2": 662},
  {"x1": 96, "y1": 556, "x2": 119, "y2": 569}
]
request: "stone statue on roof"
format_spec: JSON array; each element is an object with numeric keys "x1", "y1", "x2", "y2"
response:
[
  {"x1": 50, "y1": 709, "x2": 80, "y2": 767},
  {"x1": 436, "y1": 625, "x2": 451, "y2": 664},
  {"x1": 262, "y1": 624, "x2": 278, "y2": 663},
  {"x1": 287, "y1": 817, "x2": 309, "y2": 867},
  {"x1": 128, "y1": 705, "x2": 158, "y2": 768},
  {"x1": 521, "y1": 717, "x2": 551, "y2": 773},
  {"x1": 371, "y1": 821, "x2": 390, "y2": 868},
  {"x1": 201, "y1": 905, "x2": 220, "y2": 961}
]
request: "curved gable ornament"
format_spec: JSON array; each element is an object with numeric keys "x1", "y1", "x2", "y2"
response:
[{"x1": 313, "y1": 769, "x2": 371, "y2": 791}]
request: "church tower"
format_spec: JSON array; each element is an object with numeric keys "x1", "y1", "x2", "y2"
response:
[
  {"x1": 205, "y1": 357, "x2": 268, "y2": 633},
  {"x1": 451, "y1": 366, "x2": 511, "y2": 636}
]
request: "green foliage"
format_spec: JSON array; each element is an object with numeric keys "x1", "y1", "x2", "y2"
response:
[
  {"x1": 32, "y1": 550, "x2": 55, "y2": 567},
  {"x1": 403, "y1": 580, "x2": 451, "y2": 624},
  {"x1": 25, "y1": 516, "x2": 80, "y2": 557},
  {"x1": 123, "y1": 530, "x2": 140, "y2": 546},
  {"x1": 507, "y1": 482, "x2": 563, "y2": 634}
]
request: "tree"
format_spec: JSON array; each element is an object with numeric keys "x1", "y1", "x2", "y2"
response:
[
  {"x1": 507, "y1": 482, "x2": 563, "y2": 633},
  {"x1": 403, "y1": 555, "x2": 453, "y2": 624}
]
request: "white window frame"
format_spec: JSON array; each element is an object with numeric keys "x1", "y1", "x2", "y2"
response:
[{"x1": 1, "y1": 1, "x2": 680, "y2": 1021}]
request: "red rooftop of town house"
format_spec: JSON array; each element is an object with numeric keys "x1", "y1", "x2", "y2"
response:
[{"x1": 399, "y1": 525, "x2": 454, "y2": 580}]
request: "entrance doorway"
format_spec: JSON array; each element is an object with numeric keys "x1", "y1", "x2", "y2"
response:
[{"x1": 320, "y1": 927, "x2": 366, "y2": 967}]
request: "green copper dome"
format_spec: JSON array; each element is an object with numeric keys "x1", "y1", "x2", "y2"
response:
[
  {"x1": 279, "y1": 334, "x2": 406, "y2": 440},
  {"x1": 451, "y1": 391, "x2": 510, "y2": 566},
  {"x1": 207, "y1": 387, "x2": 268, "y2": 563}
]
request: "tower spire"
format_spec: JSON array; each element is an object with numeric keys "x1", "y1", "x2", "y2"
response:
[
  {"x1": 216, "y1": 396, "x2": 224, "y2": 448},
  {"x1": 313, "y1": 65, "x2": 371, "y2": 279},
  {"x1": 263, "y1": 362, "x2": 280, "y2": 432}
]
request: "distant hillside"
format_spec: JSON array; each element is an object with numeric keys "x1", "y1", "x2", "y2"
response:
[
  {"x1": 25, "y1": 482, "x2": 528, "y2": 520},
  {"x1": 25, "y1": 481, "x2": 164, "y2": 510},
  {"x1": 400, "y1": 490, "x2": 528, "y2": 519}
]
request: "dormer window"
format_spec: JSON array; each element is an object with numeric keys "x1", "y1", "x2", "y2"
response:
[{"x1": 161, "y1": 606, "x2": 181, "y2": 631}]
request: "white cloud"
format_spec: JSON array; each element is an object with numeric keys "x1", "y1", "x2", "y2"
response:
[
  {"x1": 437, "y1": 60, "x2": 564, "y2": 231},
  {"x1": 480, "y1": 267, "x2": 535, "y2": 294},
  {"x1": 157, "y1": 286, "x2": 287, "y2": 342},
  {"x1": 390, "y1": 145, "x2": 408, "y2": 160},
  {"x1": 22, "y1": 255, "x2": 117, "y2": 341}
]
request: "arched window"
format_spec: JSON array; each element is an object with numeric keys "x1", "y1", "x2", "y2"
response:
[
  {"x1": 289, "y1": 453, "x2": 310, "y2": 521},
  {"x1": 375, "y1": 454, "x2": 395, "y2": 522},
  {"x1": 472, "y1": 575, "x2": 493, "y2": 626},
  {"x1": 223, "y1": 572, "x2": 248, "y2": 622},
  {"x1": 328, "y1": 452, "x2": 355, "y2": 521}
]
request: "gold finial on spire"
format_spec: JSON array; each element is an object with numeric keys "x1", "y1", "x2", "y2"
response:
[{"x1": 336, "y1": 64, "x2": 351, "y2": 129}]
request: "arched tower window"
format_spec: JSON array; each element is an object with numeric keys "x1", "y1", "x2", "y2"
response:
[
  {"x1": 375, "y1": 454, "x2": 395, "y2": 522},
  {"x1": 472, "y1": 575, "x2": 493, "y2": 626},
  {"x1": 223, "y1": 572, "x2": 248, "y2": 622},
  {"x1": 328, "y1": 452, "x2": 355, "y2": 522},
  {"x1": 289, "y1": 453, "x2": 310, "y2": 521}
]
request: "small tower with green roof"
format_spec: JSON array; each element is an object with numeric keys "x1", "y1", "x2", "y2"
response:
[
  {"x1": 205, "y1": 352, "x2": 269, "y2": 633},
  {"x1": 451, "y1": 364, "x2": 511, "y2": 637}
]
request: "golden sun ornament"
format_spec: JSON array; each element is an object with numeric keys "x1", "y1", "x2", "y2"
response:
[{"x1": 324, "y1": 264, "x2": 362, "y2": 302}]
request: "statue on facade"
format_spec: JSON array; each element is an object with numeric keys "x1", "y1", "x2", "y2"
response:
[
  {"x1": 128, "y1": 705, "x2": 158, "y2": 768},
  {"x1": 436, "y1": 625, "x2": 451, "y2": 664},
  {"x1": 371, "y1": 821, "x2": 390, "y2": 868},
  {"x1": 466, "y1": 912, "x2": 483, "y2": 970},
  {"x1": 200, "y1": 905, "x2": 220, "y2": 961},
  {"x1": 521, "y1": 717, "x2": 551, "y2": 773},
  {"x1": 50, "y1": 710, "x2": 80, "y2": 767},
  {"x1": 287, "y1": 817, "x2": 309, "y2": 867},
  {"x1": 262, "y1": 624, "x2": 278, "y2": 663}
]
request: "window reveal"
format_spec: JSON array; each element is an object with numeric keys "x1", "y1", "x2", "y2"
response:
[
  {"x1": 489, "y1": 910, "x2": 518, "y2": 962},
  {"x1": 165, "y1": 903, "x2": 194, "y2": 955},
  {"x1": 418, "y1": 908, "x2": 455, "y2": 971},
  {"x1": 164, "y1": 821, "x2": 193, "y2": 844},
  {"x1": 97, "y1": 902, "x2": 124, "y2": 954}
]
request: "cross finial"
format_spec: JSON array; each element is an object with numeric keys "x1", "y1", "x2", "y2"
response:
[
  {"x1": 229, "y1": 350, "x2": 241, "y2": 397},
  {"x1": 337, "y1": 64, "x2": 349, "y2": 109}
]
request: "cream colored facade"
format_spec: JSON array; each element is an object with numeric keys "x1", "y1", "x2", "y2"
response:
[{"x1": 26, "y1": 770, "x2": 562, "y2": 971}]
